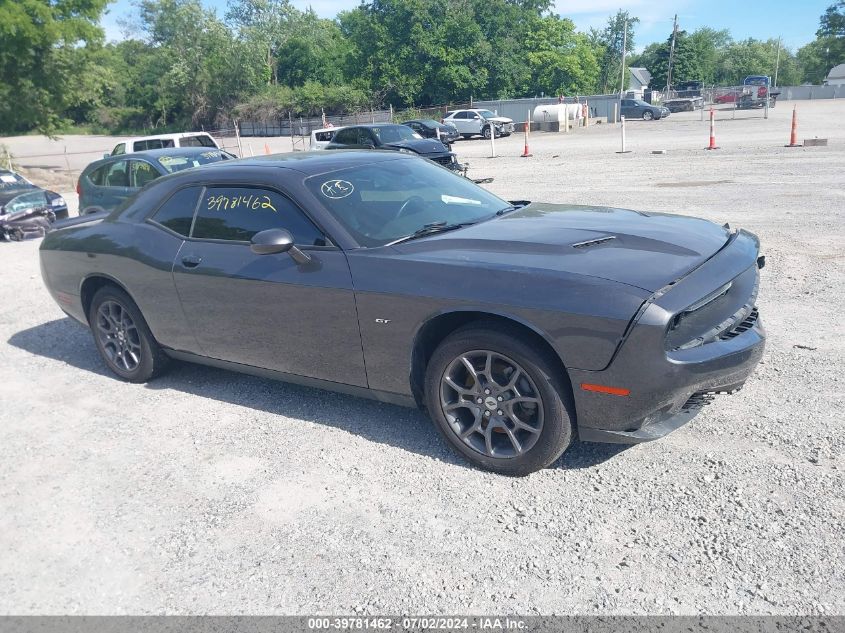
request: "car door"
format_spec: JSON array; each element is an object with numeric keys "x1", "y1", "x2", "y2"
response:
[
  {"x1": 620, "y1": 100, "x2": 635, "y2": 118},
  {"x1": 171, "y1": 183, "x2": 367, "y2": 386},
  {"x1": 448, "y1": 112, "x2": 469, "y2": 134},
  {"x1": 93, "y1": 159, "x2": 132, "y2": 211}
]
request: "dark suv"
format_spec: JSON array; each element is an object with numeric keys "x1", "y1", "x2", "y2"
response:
[{"x1": 326, "y1": 124, "x2": 460, "y2": 171}]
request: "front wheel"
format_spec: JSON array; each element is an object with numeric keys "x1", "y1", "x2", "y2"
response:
[
  {"x1": 642, "y1": 110, "x2": 654, "y2": 120},
  {"x1": 424, "y1": 324, "x2": 574, "y2": 476},
  {"x1": 482, "y1": 125, "x2": 492, "y2": 139},
  {"x1": 89, "y1": 285, "x2": 170, "y2": 383}
]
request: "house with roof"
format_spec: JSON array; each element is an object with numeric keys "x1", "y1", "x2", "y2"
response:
[
  {"x1": 824, "y1": 64, "x2": 845, "y2": 86},
  {"x1": 627, "y1": 67, "x2": 652, "y2": 98}
]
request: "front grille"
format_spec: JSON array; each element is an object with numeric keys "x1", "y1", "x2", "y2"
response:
[
  {"x1": 682, "y1": 385, "x2": 744, "y2": 411},
  {"x1": 432, "y1": 155, "x2": 453, "y2": 166},
  {"x1": 719, "y1": 308, "x2": 759, "y2": 340},
  {"x1": 682, "y1": 392, "x2": 716, "y2": 410}
]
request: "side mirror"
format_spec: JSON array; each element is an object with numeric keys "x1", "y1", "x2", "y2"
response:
[
  {"x1": 362, "y1": 140, "x2": 375, "y2": 149},
  {"x1": 250, "y1": 228, "x2": 311, "y2": 264},
  {"x1": 103, "y1": 153, "x2": 110, "y2": 159}
]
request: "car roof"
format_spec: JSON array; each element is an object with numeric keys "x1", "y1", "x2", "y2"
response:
[
  {"x1": 160, "y1": 150, "x2": 405, "y2": 180},
  {"x1": 123, "y1": 132, "x2": 214, "y2": 143},
  {"x1": 343, "y1": 123, "x2": 404, "y2": 129},
  {"x1": 84, "y1": 147, "x2": 226, "y2": 173}
]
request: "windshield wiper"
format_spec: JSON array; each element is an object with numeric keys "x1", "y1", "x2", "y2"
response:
[
  {"x1": 495, "y1": 201, "x2": 529, "y2": 216},
  {"x1": 385, "y1": 221, "x2": 475, "y2": 246}
]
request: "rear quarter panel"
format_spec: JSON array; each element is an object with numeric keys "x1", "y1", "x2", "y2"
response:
[{"x1": 40, "y1": 219, "x2": 196, "y2": 352}]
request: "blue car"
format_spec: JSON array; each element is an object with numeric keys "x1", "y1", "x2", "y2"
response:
[{"x1": 78, "y1": 147, "x2": 235, "y2": 215}]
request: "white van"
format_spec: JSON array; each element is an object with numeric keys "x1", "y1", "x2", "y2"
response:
[
  {"x1": 109, "y1": 132, "x2": 220, "y2": 157},
  {"x1": 310, "y1": 127, "x2": 344, "y2": 150}
]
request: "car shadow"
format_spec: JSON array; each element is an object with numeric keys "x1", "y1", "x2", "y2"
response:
[{"x1": 9, "y1": 318, "x2": 629, "y2": 472}]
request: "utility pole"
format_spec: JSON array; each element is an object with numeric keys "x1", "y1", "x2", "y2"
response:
[
  {"x1": 619, "y1": 18, "x2": 628, "y2": 97},
  {"x1": 774, "y1": 37, "x2": 782, "y2": 88},
  {"x1": 666, "y1": 13, "x2": 678, "y2": 94}
]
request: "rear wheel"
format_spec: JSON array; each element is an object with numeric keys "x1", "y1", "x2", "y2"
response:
[
  {"x1": 424, "y1": 324, "x2": 574, "y2": 476},
  {"x1": 642, "y1": 110, "x2": 654, "y2": 120},
  {"x1": 89, "y1": 285, "x2": 169, "y2": 383}
]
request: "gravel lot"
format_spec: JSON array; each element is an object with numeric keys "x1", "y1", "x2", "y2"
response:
[{"x1": 1, "y1": 101, "x2": 843, "y2": 615}]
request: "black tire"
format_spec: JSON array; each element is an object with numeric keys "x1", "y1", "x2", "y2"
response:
[
  {"x1": 424, "y1": 323, "x2": 574, "y2": 476},
  {"x1": 88, "y1": 285, "x2": 169, "y2": 383},
  {"x1": 482, "y1": 125, "x2": 492, "y2": 139},
  {"x1": 642, "y1": 110, "x2": 654, "y2": 120}
]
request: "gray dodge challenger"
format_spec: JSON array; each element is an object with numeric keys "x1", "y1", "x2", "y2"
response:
[{"x1": 39, "y1": 151, "x2": 765, "y2": 475}]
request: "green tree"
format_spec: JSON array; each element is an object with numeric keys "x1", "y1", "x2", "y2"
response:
[
  {"x1": 592, "y1": 10, "x2": 639, "y2": 94},
  {"x1": 0, "y1": 0, "x2": 110, "y2": 134},
  {"x1": 798, "y1": 1, "x2": 845, "y2": 82}
]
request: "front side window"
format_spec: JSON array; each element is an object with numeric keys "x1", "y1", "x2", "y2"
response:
[
  {"x1": 130, "y1": 161, "x2": 159, "y2": 188},
  {"x1": 150, "y1": 186, "x2": 201, "y2": 236},
  {"x1": 371, "y1": 125, "x2": 421, "y2": 143},
  {"x1": 306, "y1": 158, "x2": 510, "y2": 248},
  {"x1": 192, "y1": 186, "x2": 326, "y2": 246}
]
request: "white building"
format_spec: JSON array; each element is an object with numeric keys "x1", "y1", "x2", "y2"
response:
[
  {"x1": 824, "y1": 63, "x2": 845, "y2": 86},
  {"x1": 628, "y1": 67, "x2": 652, "y2": 97}
]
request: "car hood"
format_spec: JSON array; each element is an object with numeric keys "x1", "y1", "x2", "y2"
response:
[
  {"x1": 385, "y1": 139, "x2": 449, "y2": 154},
  {"x1": 485, "y1": 117, "x2": 513, "y2": 124},
  {"x1": 392, "y1": 203, "x2": 731, "y2": 292}
]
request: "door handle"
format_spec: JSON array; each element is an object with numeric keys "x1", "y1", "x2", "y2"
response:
[{"x1": 181, "y1": 254, "x2": 202, "y2": 268}]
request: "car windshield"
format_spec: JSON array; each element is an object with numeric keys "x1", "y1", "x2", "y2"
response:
[
  {"x1": 306, "y1": 158, "x2": 511, "y2": 248},
  {"x1": 155, "y1": 150, "x2": 231, "y2": 173},
  {"x1": 476, "y1": 110, "x2": 496, "y2": 118},
  {"x1": 0, "y1": 172, "x2": 29, "y2": 189},
  {"x1": 371, "y1": 125, "x2": 422, "y2": 143}
]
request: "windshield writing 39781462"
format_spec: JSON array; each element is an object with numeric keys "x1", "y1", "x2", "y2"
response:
[{"x1": 206, "y1": 194, "x2": 277, "y2": 213}]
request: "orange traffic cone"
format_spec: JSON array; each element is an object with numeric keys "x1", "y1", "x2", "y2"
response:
[
  {"x1": 704, "y1": 108, "x2": 719, "y2": 150},
  {"x1": 521, "y1": 118, "x2": 532, "y2": 158},
  {"x1": 785, "y1": 105, "x2": 802, "y2": 147}
]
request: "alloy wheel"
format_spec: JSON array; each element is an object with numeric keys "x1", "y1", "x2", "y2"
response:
[
  {"x1": 95, "y1": 300, "x2": 142, "y2": 372},
  {"x1": 439, "y1": 350, "x2": 544, "y2": 459}
]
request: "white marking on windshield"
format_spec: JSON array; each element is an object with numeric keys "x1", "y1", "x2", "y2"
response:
[
  {"x1": 321, "y1": 180, "x2": 355, "y2": 199},
  {"x1": 441, "y1": 194, "x2": 481, "y2": 205}
]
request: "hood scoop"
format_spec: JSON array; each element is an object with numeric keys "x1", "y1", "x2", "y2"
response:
[{"x1": 571, "y1": 235, "x2": 616, "y2": 249}]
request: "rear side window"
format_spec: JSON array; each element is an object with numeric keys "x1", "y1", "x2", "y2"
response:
[
  {"x1": 181, "y1": 135, "x2": 217, "y2": 148},
  {"x1": 88, "y1": 165, "x2": 109, "y2": 186},
  {"x1": 333, "y1": 128, "x2": 358, "y2": 145},
  {"x1": 150, "y1": 186, "x2": 202, "y2": 236},
  {"x1": 192, "y1": 186, "x2": 326, "y2": 245},
  {"x1": 104, "y1": 161, "x2": 130, "y2": 187}
]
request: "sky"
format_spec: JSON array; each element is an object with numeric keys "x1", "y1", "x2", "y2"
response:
[{"x1": 101, "y1": 0, "x2": 832, "y2": 53}]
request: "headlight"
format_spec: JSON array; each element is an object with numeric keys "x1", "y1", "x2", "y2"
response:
[
  {"x1": 397, "y1": 148, "x2": 414, "y2": 154},
  {"x1": 51, "y1": 197, "x2": 66, "y2": 207}
]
